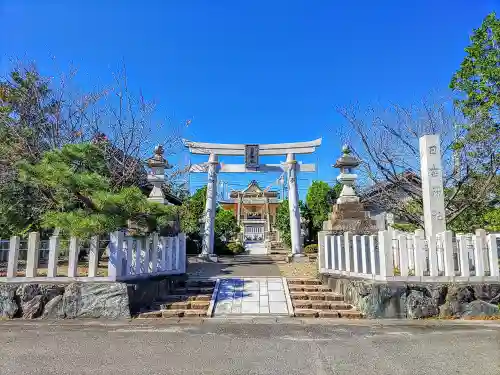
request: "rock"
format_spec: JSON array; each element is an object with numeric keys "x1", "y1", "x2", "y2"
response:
[
  {"x1": 461, "y1": 300, "x2": 500, "y2": 318},
  {"x1": 406, "y1": 290, "x2": 438, "y2": 319},
  {"x1": 42, "y1": 295, "x2": 65, "y2": 319},
  {"x1": 354, "y1": 283, "x2": 407, "y2": 318},
  {"x1": 63, "y1": 283, "x2": 130, "y2": 319},
  {"x1": 22, "y1": 295, "x2": 44, "y2": 319},
  {"x1": 16, "y1": 284, "x2": 41, "y2": 303},
  {"x1": 0, "y1": 284, "x2": 18, "y2": 318}
]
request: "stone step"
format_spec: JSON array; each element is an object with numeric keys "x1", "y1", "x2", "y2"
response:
[
  {"x1": 160, "y1": 300, "x2": 210, "y2": 310},
  {"x1": 288, "y1": 285, "x2": 333, "y2": 293},
  {"x1": 138, "y1": 308, "x2": 209, "y2": 319},
  {"x1": 290, "y1": 292, "x2": 344, "y2": 301},
  {"x1": 178, "y1": 280, "x2": 216, "y2": 288},
  {"x1": 157, "y1": 294, "x2": 213, "y2": 302},
  {"x1": 287, "y1": 279, "x2": 322, "y2": 285},
  {"x1": 292, "y1": 301, "x2": 352, "y2": 310},
  {"x1": 294, "y1": 309, "x2": 363, "y2": 318},
  {"x1": 172, "y1": 287, "x2": 214, "y2": 294}
]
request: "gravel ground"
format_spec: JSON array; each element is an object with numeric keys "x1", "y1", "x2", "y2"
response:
[{"x1": 278, "y1": 259, "x2": 319, "y2": 278}]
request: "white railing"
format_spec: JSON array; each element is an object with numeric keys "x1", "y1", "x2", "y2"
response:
[
  {"x1": 318, "y1": 229, "x2": 499, "y2": 282},
  {"x1": 0, "y1": 231, "x2": 186, "y2": 282}
]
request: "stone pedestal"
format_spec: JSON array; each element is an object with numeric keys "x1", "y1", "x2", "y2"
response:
[{"x1": 323, "y1": 202, "x2": 377, "y2": 235}]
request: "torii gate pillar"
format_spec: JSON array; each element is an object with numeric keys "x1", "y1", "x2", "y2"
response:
[
  {"x1": 201, "y1": 153, "x2": 219, "y2": 257},
  {"x1": 286, "y1": 153, "x2": 302, "y2": 256}
]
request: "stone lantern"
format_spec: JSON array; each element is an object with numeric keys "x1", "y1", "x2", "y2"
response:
[
  {"x1": 323, "y1": 144, "x2": 377, "y2": 234},
  {"x1": 146, "y1": 144, "x2": 172, "y2": 204},
  {"x1": 334, "y1": 144, "x2": 360, "y2": 204}
]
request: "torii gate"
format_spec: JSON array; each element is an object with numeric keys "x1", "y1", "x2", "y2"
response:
[{"x1": 184, "y1": 139, "x2": 322, "y2": 258}]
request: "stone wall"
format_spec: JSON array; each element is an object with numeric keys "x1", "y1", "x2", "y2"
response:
[
  {"x1": 0, "y1": 276, "x2": 184, "y2": 319},
  {"x1": 320, "y1": 275, "x2": 500, "y2": 319}
]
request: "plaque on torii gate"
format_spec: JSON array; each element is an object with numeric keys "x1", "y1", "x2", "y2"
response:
[{"x1": 184, "y1": 138, "x2": 322, "y2": 259}]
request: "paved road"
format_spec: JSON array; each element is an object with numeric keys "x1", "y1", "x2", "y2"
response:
[{"x1": 1, "y1": 318, "x2": 499, "y2": 375}]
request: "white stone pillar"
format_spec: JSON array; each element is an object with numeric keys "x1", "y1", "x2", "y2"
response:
[
  {"x1": 25, "y1": 232, "x2": 40, "y2": 278},
  {"x1": 47, "y1": 235, "x2": 60, "y2": 278},
  {"x1": 201, "y1": 153, "x2": 219, "y2": 256},
  {"x1": 108, "y1": 231, "x2": 124, "y2": 279},
  {"x1": 7, "y1": 236, "x2": 20, "y2": 278},
  {"x1": 286, "y1": 153, "x2": 302, "y2": 256},
  {"x1": 419, "y1": 135, "x2": 446, "y2": 274}
]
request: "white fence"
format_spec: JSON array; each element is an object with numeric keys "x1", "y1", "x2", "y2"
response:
[
  {"x1": 0, "y1": 231, "x2": 186, "y2": 282},
  {"x1": 318, "y1": 229, "x2": 499, "y2": 282}
]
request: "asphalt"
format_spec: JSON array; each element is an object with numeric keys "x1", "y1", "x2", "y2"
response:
[{"x1": 1, "y1": 318, "x2": 499, "y2": 375}]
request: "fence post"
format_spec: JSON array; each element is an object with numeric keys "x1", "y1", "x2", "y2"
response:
[
  {"x1": 378, "y1": 230, "x2": 394, "y2": 278},
  {"x1": 166, "y1": 237, "x2": 173, "y2": 271},
  {"x1": 369, "y1": 235, "x2": 376, "y2": 274},
  {"x1": 398, "y1": 234, "x2": 409, "y2": 277},
  {"x1": 352, "y1": 235, "x2": 360, "y2": 274},
  {"x1": 329, "y1": 235, "x2": 336, "y2": 271},
  {"x1": 344, "y1": 232, "x2": 352, "y2": 273},
  {"x1": 47, "y1": 235, "x2": 60, "y2": 278},
  {"x1": 317, "y1": 231, "x2": 326, "y2": 272},
  {"x1": 109, "y1": 231, "x2": 124, "y2": 279},
  {"x1": 135, "y1": 238, "x2": 142, "y2": 275},
  {"x1": 25, "y1": 232, "x2": 40, "y2": 278},
  {"x1": 150, "y1": 233, "x2": 159, "y2": 273},
  {"x1": 7, "y1": 236, "x2": 20, "y2": 278},
  {"x1": 457, "y1": 234, "x2": 470, "y2": 277},
  {"x1": 428, "y1": 235, "x2": 439, "y2": 277},
  {"x1": 160, "y1": 236, "x2": 169, "y2": 271},
  {"x1": 337, "y1": 236, "x2": 343, "y2": 271},
  {"x1": 126, "y1": 237, "x2": 134, "y2": 275},
  {"x1": 473, "y1": 229, "x2": 487, "y2": 277},
  {"x1": 324, "y1": 234, "x2": 331, "y2": 270},
  {"x1": 178, "y1": 233, "x2": 186, "y2": 273},
  {"x1": 174, "y1": 235, "x2": 180, "y2": 271},
  {"x1": 143, "y1": 236, "x2": 151, "y2": 274},
  {"x1": 441, "y1": 231, "x2": 455, "y2": 277},
  {"x1": 67, "y1": 236, "x2": 80, "y2": 278},
  {"x1": 88, "y1": 235, "x2": 100, "y2": 278},
  {"x1": 413, "y1": 229, "x2": 426, "y2": 277},
  {"x1": 360, "y1": 236, "x2": 368, "y2": 274},
  {"x1": 487, "y1": 234, "x2": 499, "y2": 277}
]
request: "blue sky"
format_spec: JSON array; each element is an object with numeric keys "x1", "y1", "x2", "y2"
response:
[{"x1": 1, "y1": 1, "x2": 497, "y2": 199}]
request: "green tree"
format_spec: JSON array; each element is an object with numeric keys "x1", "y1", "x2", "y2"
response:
[
  {"x1": 305, "y1": 181, "x2": 339, "y2": 234},
  {"x1": 180, "y1": 186, "x2": 207, "y2": 235},
  {"x1": 214, "y1": 208, "x2": 240, "y2": 241},
  {"x1": 450, "y1": 12, "x2": 500, "y2": 126},
  {"x1": 275, "y1": 199, "x2": 308, "y2": 248},
  {"x1": 18, "y1": 143, "x2": 176, "y2": 238}
]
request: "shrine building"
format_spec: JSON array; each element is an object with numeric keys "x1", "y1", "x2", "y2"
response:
[{"x1": 219, "y1": 180, "x2": 282, "y2": 244}]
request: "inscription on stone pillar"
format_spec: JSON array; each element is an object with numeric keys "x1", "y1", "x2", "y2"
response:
[{"x1": 419, "y1": 134, "x2": 446, "y2": 239}]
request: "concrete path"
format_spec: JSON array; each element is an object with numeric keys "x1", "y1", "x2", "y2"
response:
[
  {"x1": 1, "y1": 319, "x2": 499, "y2": 375},
  {"x1": 214, "y1": 277, "x2": 291, "y2": 316},
  {"x1": 245, "y1": 242, "x2": 268, "y2": 255},
  {"x1": 187, "y1": 255, "x2": 282, "y2": 278}
]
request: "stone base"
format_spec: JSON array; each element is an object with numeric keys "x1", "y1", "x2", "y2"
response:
[
  {"x1": 289, "y1": 254, "x2": 308, "y2": 263},
  {"x1": 323, "y1": 202, "x2": 377, "y2": 234},
  {"x1": 0, "y1": 276, "x2": 184, "y2": 319},
  {"x1": 198, "y1": 254, "x2": 219, "y2": 263},
  {"x1": 319, "y1": 274, "x2": 500, "y2": 319}
]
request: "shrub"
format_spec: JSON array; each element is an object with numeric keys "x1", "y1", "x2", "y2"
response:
[
  {"x1": 227, "y1": 242, "x2": 245, "y2": 254},
  {"x1": 214, "y1": 240, "x2": 245, "y2": 255},
  {"x1": 304, "y1": 244, "x2": 318, "y2": 254}
]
